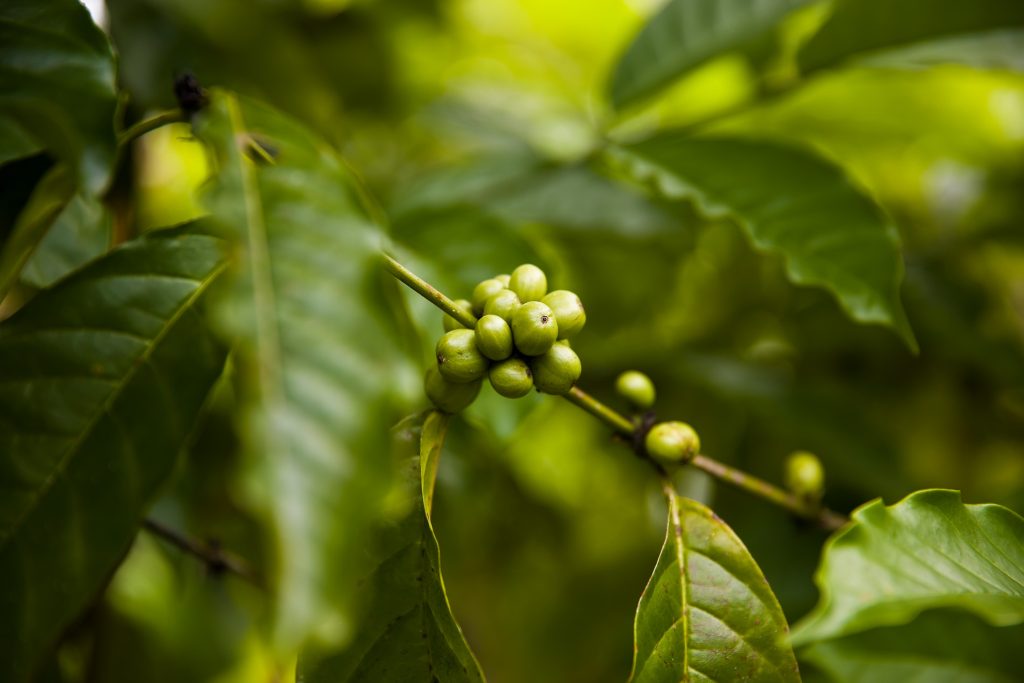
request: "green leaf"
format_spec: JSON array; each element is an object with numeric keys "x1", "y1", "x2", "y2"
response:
[
  {"x1": 798, "y1": 610, "x2": 1024, "y2": 683},
  {"x1": 194, "y1": 91, "x2": 410, "y2": 655},
  {"x1": 793, "y1": 490, "x2": 1024, "y2": 645},
  {"x1": 800, "y1": 0, "x2": 1024, "y2": 73},
  {"x1": 609, "y1": 0, "x2": 815, "y2": 108},
  {"x1": 0, "y1": 230, "x2": 229, "y2": 682},
  {"x1": 630, "y1": 482, "x2": 800, "y2": 682},
  {"x1": 0, "y1": 164, "x2": 75, "y2": 298},
  {"x1": 611, "y1": 135, "x2": 916, "y2": 350},
  {"x1": 856, "y1": 29, "x2": 1024, "y2": 73},
  {"x1": 0, "y1": 0, "x2": 119, "y2": 196},
  {"x1": 19, "y1": 190, "x2": 112, "y2": 289},
  {"x1": 302, "y1": 411, "x2": 485, "y2": 682}
]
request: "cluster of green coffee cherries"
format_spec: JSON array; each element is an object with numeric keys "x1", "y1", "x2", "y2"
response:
[{"x1": 425, "y1": 264, "x2": 587, "y2": 413}]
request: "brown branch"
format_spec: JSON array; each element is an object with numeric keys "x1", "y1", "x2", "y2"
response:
[{"x1": 141, "y1": 517, "x2": 264, "y2": 587}]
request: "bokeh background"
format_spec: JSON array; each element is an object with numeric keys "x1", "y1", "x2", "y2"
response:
[{"x1": 70, "y1": 1, "x2": 1024, "y2": 681}]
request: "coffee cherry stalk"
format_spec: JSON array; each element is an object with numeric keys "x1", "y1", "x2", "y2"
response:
[{"x1": 382, "y1": 254, "x2": 848, "y2": 531}]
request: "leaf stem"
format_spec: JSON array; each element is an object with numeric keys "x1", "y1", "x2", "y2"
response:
[
  {"x1": 383, "y1": 253, "x2": 478, "y2": 328},
  {"x1": 141, "y1": 517, "x2": 263, "y2": 587},
  {"x1": 384, "y1": 254, "x2": 848, "y2": 531},
  {"x1": 117, "y1": 110, "x2": 186, "y2": 146}
]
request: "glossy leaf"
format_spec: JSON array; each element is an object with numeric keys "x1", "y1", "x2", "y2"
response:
[
  {"x1": 630, "y1": 482, "x2": 800, "y2": 682},
  {"x1": 798, "y1": 610, "x2": 1024, "y2": 683},
  {"x1": 609, "y1": 0, "x2": 814, "y2": 108},
  {"x1": 612, "y1": 135, "x2": 916, "y2": 349},
  {"x1": 793, "y1": 489, "x2": 1024, "y2": 645},
  {"x1": 0, "y1": 164, "x2": 75, "y2": 298},
  {"x1": 0, "y1": 0, "x2": 119, "y2": 196},
  {"x1": 194, "y1": 91, "x2": 410, "y2": 654},
  {"x1": 0, "y1": 230, "x2": 229, "y2": 682},
  {"x1": 20, "y1": 190, "x2": 112, "y2": 289},
  {"x1": 800, "y1": 0, "x2": 1024, "y2": 73},
  {"x1": 302, "y1": 411, "x2": 485, "y2": 682}
]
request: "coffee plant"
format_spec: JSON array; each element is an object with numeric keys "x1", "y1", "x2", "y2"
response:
[{"x1": 2, "y1": 0, "x2": 1023, "y2": 681}]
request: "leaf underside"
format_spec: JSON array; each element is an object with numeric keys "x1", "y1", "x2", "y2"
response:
[
  {"x1": 195, "y1": 90, "x2": 409, "y2": 653},
  {"x1": 793, "y1": 489, "x2": 1024, "y2": 645},
  {"x1": 0, "y1": 231, "x2": 228, "y2": 682},
  {"x1": 613, "y1": 135, "x2": 916, "y2": 350},
  {"x1": 301, "y1": 411, "x2": 485, "y2": 682},
  {"x1": 631, "y1": 483, "x2": 800, "y2": 682}
]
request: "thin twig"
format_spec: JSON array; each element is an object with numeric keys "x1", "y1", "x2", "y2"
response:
[
  {"x1": 117, "y1": 110, "x2": 186, "y2": 146},
  {"x1": 384, "y1": 254, "x2": 849, "y2": 531},
  {"x1": 141, "y1": 518, "x2": 263, "y2": 587}
]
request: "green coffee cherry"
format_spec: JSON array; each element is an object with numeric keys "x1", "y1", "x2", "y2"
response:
[
  {"x1": 471, "y1": 278, "x2": 506, "y2": 315},
  {"x1": 615, "y1": 370, "x2": 655, "y2": 410},
  {"x1": 443, "y1": 299, "x2": 474, "y2": 332},
  {"x1": 495, "y1": 273, "x2": 511, "y2": 287},
  {"x1": 785, "y1": 451, "x2": 824, "y2": 501},
  {"x1": 541, "y1": 290, "x2": 586, "y2": 339},
  {"x1": 511, "y1": 301, "x2": 558, "y2": 356},
  {"x1": 509, "y1": 264, "x2": 547, "y2": 303},
  {"x1": 529, "y1": 343, "x2": 581, "y2": 395},
  {"x1": 488, "y1": 357, "x2": 533, "y2": 398},
  {"x1": 436, "y1": 329, "x2": 488, "y2": 383},
  {"x1": 425, "y1": 365, "x2": 481, "y2": 414},
  {"x1": 483, "y1": 289, "x2": 521, "y2": 322},
  {"x1": 475, "y1": 315, "x2": 513, "y2": 361},
  {"x1": 645, "y1": 421, "x2": 700, "y2": 467}
]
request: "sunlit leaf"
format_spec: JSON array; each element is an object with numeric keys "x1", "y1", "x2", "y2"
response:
[
  {"x1": 800, "y1": 0, "x2": 1024, "y2": 73},
  {"x1": 302, "y1": 411, "x2": 485, "y2": 682},
  {"x1": 798, "y1": 610, "x2": 1024, "y2": 683},
  {"x1": 609, "y1": 0, "x2": 815, "y2": 108},
  {"x1": 612, "y1": 135, "x2": 916, "y2": 349},
  {"x1": 793, "y1": 489, "x2": 1024, "y2": 645},
  {"x1": 194, "y1": 90, "x2": 411, "y2": 655},
  {"x1": 0, "y1": 0, "x2": 119, "y2": 196},
  {"x1": 630, "y1": 482, "x2": 800, "y2": 682},
  {"x1": 0, "y1": 230, "x2": 229, "y2": 682}
]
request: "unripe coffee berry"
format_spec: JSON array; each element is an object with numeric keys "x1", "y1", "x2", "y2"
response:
[
  {"x1": 541, "y1": 290, "x2": 586, "y2": 339},
  {"x1": 529, "y1": 343, "x2": 581, "y2": 395},
  {"x1": 424, "y1": 365, "x2": 482, "y2": 414},
  {"x1": 436, "y1": 329, "x2": 488, "y2": 383},
  {"x1": 443, "y1": 299, "x2": 474, "y2": 332},
  {"x1": 509, "y1": 264, "x2": 547, "y2": 302},
  {"x1": 615, "y1": 370, "x2": 655, "y2": 409},
  {"x1": 645, "y1": 421, "x2": 700, "y2": 467},
  {"x1": 495, "y1": 274, "x2": 511, "y2": 287},
  {"x1": 483, "y1": 289, "x2": 520, "y2": 322},
  {"x1": 488, "y1": 357, "x2": 533, "y2": 398},
  {"x1": 785, "y1": 451, "x2": 824, "y2": 501},
  {"x1": 511, "y1": 301, "x2": 558, "y2": 356},
  {"x1": 471, "y1": 278, "x2": 506, "y2": 315},
  {"x1": 475, "y1": 315, "x2": 513, "y2": 361}
]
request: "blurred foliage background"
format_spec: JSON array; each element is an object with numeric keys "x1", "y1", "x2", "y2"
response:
[{"x1": 65, "y1": 0, "x2": 1024, "y2": 680}]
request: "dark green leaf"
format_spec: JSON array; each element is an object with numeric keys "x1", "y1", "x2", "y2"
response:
[
  {"x1": 0, "y1": 0, "x2": 119, "y2": 196},
  {"x1": 799, "y1": 610, "x2": 1024, "y2": 683},
  {"x1": 609, "y1": 0, "x2": 815, "y2": 108},
  {"x1": 612, "y1": 135, "x2": 916, "y2": 349},
  {"x1": 0, "y1": 231, "x2": 229, "y2": 682},
  {"x1": 0, "y1": 164, "x2": 75, "y2": 298},
  {"x1": 302, "y1": 411, "x2": 485, "y2": 682},
  {"x1": 630, "y1": 482, "x2": 800, "y2": 682},
  {"x1": 20, "y1": 191, "x2": 112, "y2": 289},
  {"x1": 793, "y1": 490, "x2": 1024, "y2": 645},
  {"x1": 800, "y1": 0, "x2": 1024, "y2": 73},
  {"x1": 194, "y1": 91, "x2": 410, "y2": 654}
]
